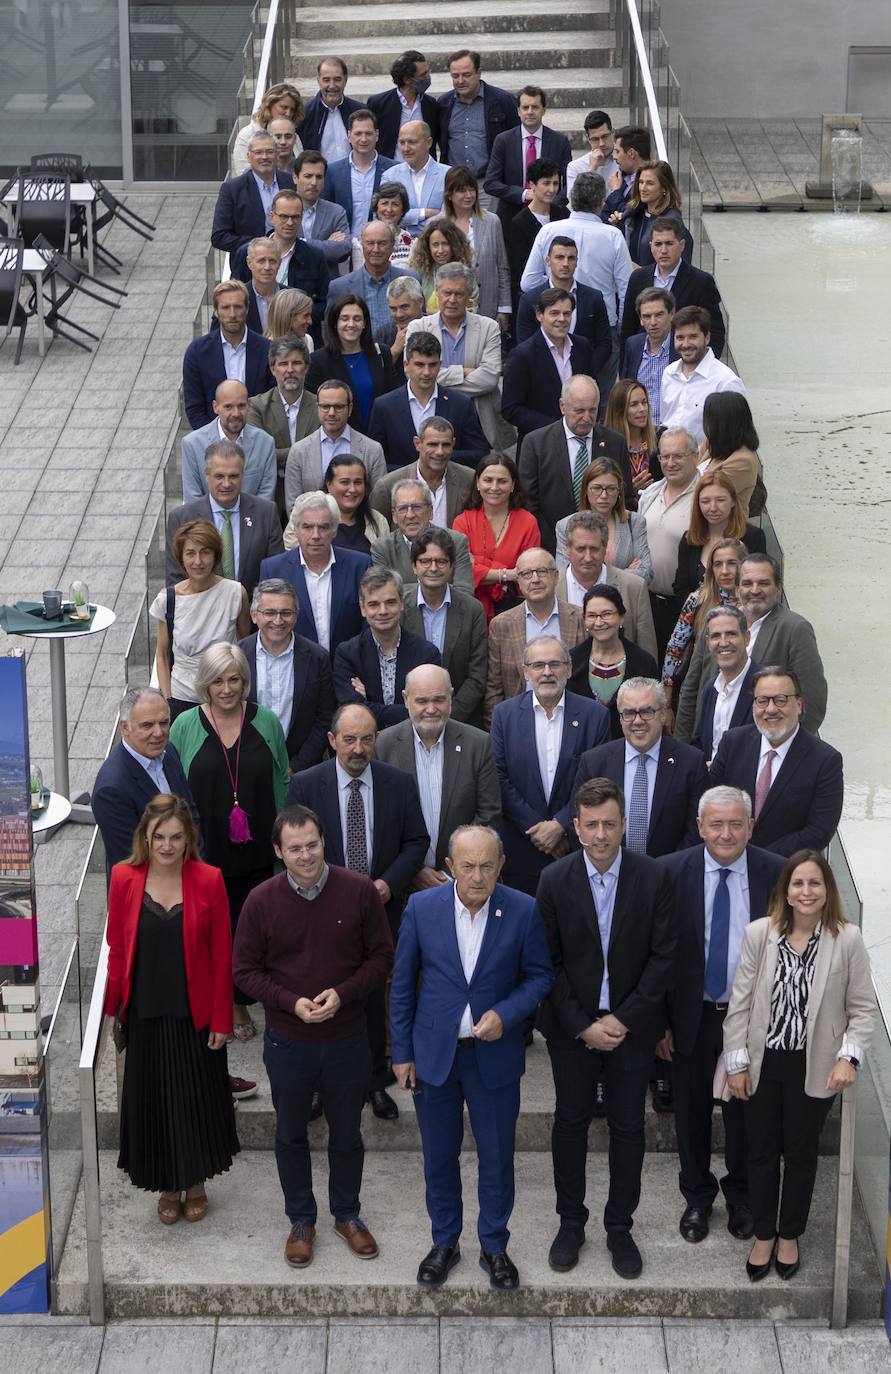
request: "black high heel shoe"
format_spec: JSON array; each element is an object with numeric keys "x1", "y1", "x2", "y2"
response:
[
  {"x1": 775, "y1": 1240, "x2": 800, "y2": 1280},
  {"x1": 746, "y1": 1238, "x2": 776, "y2": 1282}
]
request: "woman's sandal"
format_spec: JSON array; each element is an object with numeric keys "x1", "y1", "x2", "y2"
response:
[
  {"x1": 183, "y1": 1190, "x2": 208, "y2": 1223},
  {"x1": 158, "y1": 1193, "x2": 182, "y2": 1225},
  {"x1": 232, "y1": 1018, "x2": 256, "y2": 1042}
]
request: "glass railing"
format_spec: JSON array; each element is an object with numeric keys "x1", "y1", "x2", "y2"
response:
[{"x1": 44, "y1": 937, "x2": 83, "y2": 1294}]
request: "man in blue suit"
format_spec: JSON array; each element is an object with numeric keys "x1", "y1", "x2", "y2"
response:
[
  {"x1": 690, "y1": 607, "x2": 759, "y2": 760},
  {"x1": 286, "y1": 702, "x2": 429, "y2": 1117},
  {"x1": 92, "y1": 687, "x2": 201, "y2": 871},
  {"x1": 659, "y1": 786, "x2": 785, "y2": 1244},
  {"x1": 210, "y1": 133, "x2": 294, "y2": 254},
  {"x1": 182, "y1": 281, "x2": 273, "y2": 430},
  {"x1": 437, "y1": 49, "x2": 519, "y2": 176},
  {"x1": 366, "y1": 49, "x2": 441, "y2": 159},
  {"x1": 333, "y1": 568, "x2": 440, "y2": 727},
  {"x1": 491, "y1": 636, "x2": 610, "y2": 896},
  {"x1": 368, "y1": 332, "x2": 488, "y2": 470},
  {"x1": 502, "y1": 288, "x2": 597, "y2": 446},
  {"x1": 515, "y1": 237, "x2": 612, "y2": 381},
  {"x1": 181, "y1": 385, "x2": 276, "y2": 503},
  {"x1": 387, "y1": 121, "x2": 450, "y2": 231},
  {"x1": 483, "y1": 86, "x2": 572, "y2": 228},
  {"x1": 322, "y1": 109, "x2": 398, "y2": 238},
  {"x1": 390, "y1": 824, "x2": 553, "y2": 1289},
  {"x1": 259, "y1": 492, "x2": 370, "y2": 658}
]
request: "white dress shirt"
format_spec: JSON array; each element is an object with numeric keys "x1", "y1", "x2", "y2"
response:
[
  {"x1": 533, "y1": 693, "x2": 564, "y2": 800},
  {"x1": 413, "y1": 463, "x2": 447, "y2": 527},
  {"x1": 455, "y1": 885, "x2": 490, "y2": 1037},
  {"x1": 745, "y1": 611, "x2": 771, "y2": 655},
  {"x1": 335, "y1": 758, "x2": 374, "y2": 859},
  {"x1": 300, "y1": 547, "x2": 335, "y2": 650},
  {"x1": 320, "y1": 102, "x2": 350, "y2": 164},
  {"x1": 703, "y1": 849, "x2": 750, "y2": 1003},
  {"x1": 563, "y1": 419, "x2": 590, "y2": 483},
  {"x1": 221, "y1": 331, "x2": 247, "y2": 384},
  {"x1": 279, "y1": 390, "x2": 304, "y2": 445},
  {"x1": 413, "y1": 727, "x2": 445, "y2": 868},
  {"x1": 407, "y1": 381, "x2": 438, "y2": 432},
  {"x1": 542, "y1": 328, "x2": 573, "y2": 385},
  {"x1": 660, "y1": 349, "x2": 747, "y2": 443},
  {"x1": 563, "y1": 562, "x2": 606, "y2": 608},
  {"x1": 711, "y1": 659, "x2": 750, "y2": 759}
]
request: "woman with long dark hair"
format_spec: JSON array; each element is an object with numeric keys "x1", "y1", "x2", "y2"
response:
[
  {"x1": 700, "y1": 391, "x2": 761, "y2": 515},
  {"x1": 305, "y1": 294, "x2": 397, "y2": 431},
  {"x1": 441, "y1": 166, "x2": 511, "y2": 325},
  {"x1": 453, "y1": 453, "x2": 540, "y2": 623},
  {"x1": 619, "y1": 161, "x2": 693, "y2": 267}
]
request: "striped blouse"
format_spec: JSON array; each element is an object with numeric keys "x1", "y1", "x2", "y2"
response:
[{"x1": 765, "y1": 927, "x2": 821, "y2": 1051}]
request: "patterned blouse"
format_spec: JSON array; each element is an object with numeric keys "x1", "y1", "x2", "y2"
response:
[
  {"x1": 765, "y1": 926, "x2": 821, "y2": 1051},
  {"x1": 661, "y1": 586, "x2": 738, "y2": 688}
]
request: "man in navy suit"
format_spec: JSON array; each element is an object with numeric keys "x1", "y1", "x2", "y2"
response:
[
  {"x1": 239, "y1": 578, "x2": 335, "y2": 774},
  {"x1": 573, "y1": 677, "x2": 707, "y2": 856},
  {"x1": 502, "y1": 288, "x2": 596, "y2": 446},
  {"x1": 491, "y1": 637, "x2": 610, "y2": 895},
  {"x1": 515, "y1": 237, "x2": 612, "y2": 383},
  {"x1": 483, "y1": 86, "x2": 572, "y2": 228},
  {"x1": 259, "y1": 492, "x2": 371, "y2": 658},
  {"x1": 322, "y1": 109, "x2": 398, "y2": 238},
  {"x1": 286, "y1": 703, "x2": 429, "y2": 1117},
  {"x1": 368, "y1": 332, "x2": 488, "y2": 470},
  {"x1": 620, "y1": 286, "x2": 678, "y2": 425},
  {"x1": 296, "y1": 57, "x2": 362, "y2": 163},
  {"x1": 690, "y1": 607, "x2": 759, "y2": 760},
  {"x1": 599, "y1": 125, "x2": 651, "y2": 223},
  {"x1": 93, "y1": 687, "x2": 201, "y2": 871},
  {"x1": 708, "y1": 667, "x2": 844, "y2": 855},
  {"x1": 619, "y1": 218, "x2": 724, "y2": 357},
  {"x1": 437, "y1": 49, "x2": 519, "y2": 177},
  {"x1": 390, "y1": 824, "x2": 553, "y2": 1289},
  {"x1": 210, "y1": 132, "x2": 294, "y2": 254},
  {"x1": 333, "y1": 568, "x2": 441, "y2": 727},
  {"x1": 229, "y1": 190, "x2": 331, "y2": 332},
  {"x1": 659, "y1": 786, "x2": 785, "y2": 1244},
  {"x1": 367, "y1": 49, "x2": 441, "y2": 159},
  {"x1": 182, "y1": 281, "x2": 272, "y2": 430}
]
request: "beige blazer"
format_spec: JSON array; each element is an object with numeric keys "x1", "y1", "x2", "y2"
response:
[
  {"x1": 406, "y1": 311, "x2": 516, "y2": 450},
  {"x1": 723, "y1": 917, "x2": 876, "y2": 1099},
  {"x1": 484, "y1": 598, "x2": 585, "y2": 728},
  {"x1": 555, "y1": 565, "x2": 658, "y2": 662}
]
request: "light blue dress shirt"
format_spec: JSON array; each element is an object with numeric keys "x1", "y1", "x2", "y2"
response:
[
  {"x1": 417, "y1": 583, "x2": 451, "y2": 655},
  {"x1": 703, "y1": 849, "x2": 749, "y2": 1003},
  {"x1": 440, "y1": 319, "x2": 467, "y2": 368},
  {"x1": 413, "y1": 727, "x2": 444, "y2": 867},
  {"x1": 448, "y1": 92, "x2": 488, "y2": 175},
  {"x1": 208, "y1": 497, "x2": 241, "y2": 573},
  {"x1": 584, "y1": 848, "x2": 623, "y2": 1011},
  {"x1": 121, "y1": 738, "x2": 170, "y2": 792},
  {"x1": 349, "y1": 155, "x2": 379, "y2": 236},
  {"x1": 256, "y1": 633, "x2": 295, "y2": 735},
  {"x1": 252, "y1": 171, "x2": 278, "y2": 229},
  {"x1": 335, "y1": 759, "x2": 374, "y2": 862},
  {"x1": 622, "y1": 738, "x2": 661, "y2": 832},
  {"x1": 221, "y1": 332, "x2": 247, "y2": 385}
]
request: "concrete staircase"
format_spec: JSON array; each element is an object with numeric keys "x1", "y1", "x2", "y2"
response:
[{"x1": 290, "y1": 0, "x2": 629, "y2": 148}]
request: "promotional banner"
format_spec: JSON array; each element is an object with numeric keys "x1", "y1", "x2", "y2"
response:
[{"x1": 0, "y1": 655, "x2": 50, "y2": 1313}]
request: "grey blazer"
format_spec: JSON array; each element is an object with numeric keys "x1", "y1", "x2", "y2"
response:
[
  {"x1": 369, "y1": 461, "x2": 475, "y2": 527},
  {"x1": 370, "y1": 527, "x2": 474, "y2": 594},
  {"x1": 165, "y1": 493, "x2": 284, "y2": 596},
  {"x1": 468, "y1": 210, "x2": 512, "y2": 322},
  {"x1": 555, "y1": 511, "x2": 652, "y2": 584},
  {"x1": 374, "y1": 717, "x2": 501, "y2": 869},
  {"x1": 284, "y1": 428, "x2": 387, "y2": 514},
  {"x1": 303, "y1": 198, "x2": 352, "y2": 266},
  {"x1": 556, "y1": 566, "x2": 658, "y2": 661},
  {"x1": 246, "y1": 387, "x2": 320, "y2": 473},
  {"x1": 180, "y1": 421, "x2": 276, "y2": 504},
  {"x1": 723, "y1": 918, "x2": 876, "y2": 1098},
  {"x1": 402, "y1": 585, "x2": 488, "y2": 726}
]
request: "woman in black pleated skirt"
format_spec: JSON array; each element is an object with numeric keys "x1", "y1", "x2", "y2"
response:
[{"x1": 105, "y1": 794, "x2": 240, "y2": 1224}]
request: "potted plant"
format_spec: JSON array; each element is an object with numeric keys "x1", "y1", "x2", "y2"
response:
[
  {"x1": 70, "y1": 580, "x2": 90, "y2": 621},
  {"x1": 30, "y1": 765, "x2": 44, "y2": 813}
]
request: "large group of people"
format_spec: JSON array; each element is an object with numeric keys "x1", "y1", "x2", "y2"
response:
[{"x1": 94, "y1": 45, "x2": 873, "y2": 1297}]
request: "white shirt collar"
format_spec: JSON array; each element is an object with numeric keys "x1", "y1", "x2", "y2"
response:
[
  {"x1": 298, "y1": 547, "x2": 336, "y2": 575},
  {"x1": 583, "y1": 848, "x2": 622, "y2": 883},
  {"x1": 454, "y1": 885, "x2": 491, "y2": 923},
  {"x1": 335, "y1": 759, "x2": 372, "y2": 790},
  {"x1": 758, "y1": 724, "x2": 799, "y2": 763},
  {"x1": 532, "y1": 692, "x2": 565, "y2": 719}
]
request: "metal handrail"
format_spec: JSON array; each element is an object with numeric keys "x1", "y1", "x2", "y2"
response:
[
  {"x1": 623, "y1": 0, "x2": 669, "y2": 161},
  {"x1": 78, "y1": 924, "x2": 109, "y2": 1326}
]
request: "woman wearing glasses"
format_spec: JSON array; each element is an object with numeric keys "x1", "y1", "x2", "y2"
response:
[
  {"x1": 453, "y1": 453, "x2": 540, "y2": 624},
  {"x1": 568, "y1": 584, "x2": 658, "y2": 738},
  {"x1": 555, "y1": 458, "x2": 652, "y2": 581}
]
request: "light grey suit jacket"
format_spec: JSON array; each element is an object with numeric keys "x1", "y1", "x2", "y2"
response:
[
  {"x1": 723, "y1": 918, "x2": 876, "y2": 1098},
  {"x1": 555, "y1": 565, "x2": 658, "y2": 661},
  {"x1": 374, "y1": 717, "x2": 501, "y2": 869},
  {"x1": 302, "y1": 198, "x2": 352, "y2": 266},
  {"x1": 471, "y1": 210, "x2": 512, "y2": 323},
  {"x1": 369, "y1": 460, "x2": 475, "y2": 527},
  {"x1": 246, "y1": 387, "x2": 320, "y2": 473},
  {"x1": 181, "y1": 421, "x2": 276, "y2": 504},
  {"x1": 370, "y1": 527, "x2": 474, "y2": 594},
  {"x1": 402, "y1": 585, "x2": 488, "y2": 726},
  {"x1": 284, "y1": 427, "x2": 387, "y2": 515},
  {"x1": 406, "y1": 311, "x2": 514, "y2": 450}
]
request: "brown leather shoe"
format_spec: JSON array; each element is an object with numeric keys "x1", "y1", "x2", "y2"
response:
[
  {"x1": 334, "y1": 1218, "x2": 379, "y2": 1258},
  {"x1": 285, "y1": 1221, "x2": 316, "y2": 1267}
]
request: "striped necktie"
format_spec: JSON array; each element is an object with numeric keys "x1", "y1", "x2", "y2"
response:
[
  {"x1": 572, "y1": 438, "x2": 589, "y2": 504},
  {"x1": 220, "y1": 509, "x2": 235, "y2": 579}
]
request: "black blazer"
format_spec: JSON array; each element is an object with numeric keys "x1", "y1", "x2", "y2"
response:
[
  {"x1": 92, "y1": 742, "x2": 201, "y2": 873},
  {"x1": 568, "y1": 634, "x2": 659, "y2": 740},
  {"x1": 620, "y1": 331, "x2": 678, "y2": 380},
  {"x1": 210, "y1": 168, "x2": 295, "y2": 254},
  {"x1": 672, "y1": 524, "x2": 767, "y2": 601},
  {"x1": 517, "y1": 419, "x2": 635, "y2": 555},
  {"x1": 305, "y1": 344, "x2": 398, "y2": 433},
  {"x1": 537, "y1": 848, "x2": 677, "y2": 1048},
  {"x1": 296, "y1": 93, "x2": 364, "y2": 154},
  {"x1": 368, "y1": 386, "x2": 489, "y2": 470},
  {"x1": 690, "y1": 657, "x2": 761, "y2": 757},
  {"x1": 231, "y1": 238, "x2": 331, "y2": 331},
  {"x1": 332, "y1": 625, "x2": 441, "y2": 728},
  {"x1": 437, "y1": 81, "x2": 520, "y2": 169},
  {"x1": 619, "y1": 259, "x2": 725, "y2": 357},
  {"x1": 285, "y1": 758, "x2": 429, "y2": 921},
  {"x1": 659, "y1": 842, "x2": 785, "y2": 1054},
  {"x1": 366, "y1": 88, "x2": 442, "y2": 159},
  {"x1": 239, "y1": 630, "x2": 335, "y2": 773},
  {"x1": 484, "y1": 125, "x2": 573, "y2": 225},
  {"x1": 501, "y1": 330, "x2": 596, "y2": 445},
  {"x1": 624, "y1": 206, "x2": 693, "y2": 269},
  {"x1": 573, "y1": 734, "x2": 707, "y2": 857},
  {"x1": 708, "y1": 724, "x2": 844, "y2": 856},
  {"x1": 506, "y1": 204, "x2": 569, "y2": 306},
  {"x1": 515, "y1": 279, "x2": 612, "y2": 379}
]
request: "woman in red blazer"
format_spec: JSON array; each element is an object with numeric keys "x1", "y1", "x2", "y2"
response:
[{"x1": 105, "y1": 794, "x2": 239, "y2": 1224}]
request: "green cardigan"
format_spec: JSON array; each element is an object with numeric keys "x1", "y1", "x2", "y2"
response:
[{"x1": 170, "y1": 702, "x2": 289, "y2": 813}]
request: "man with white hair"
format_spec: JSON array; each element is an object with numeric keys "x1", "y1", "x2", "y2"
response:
[
  {"x1": 636, "y1": 425, "x2": 701, "y2": 661},
  {"x1": 211, "y1": 130, "x2": 294, "y2": 253},
  {"x1": 382, "y1": 275, "x2": 425, "y2": 376},
  {"x1": 326, "y1": 219, "x2": 421, "y2": 340},
  {"x1": 659, "y1": 787, "x2": 784, "y2": 1245}
]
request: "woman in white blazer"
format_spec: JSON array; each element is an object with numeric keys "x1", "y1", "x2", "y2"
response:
[{"x1": 723, "y1": 849, "x2": 876, "y2": 1282}]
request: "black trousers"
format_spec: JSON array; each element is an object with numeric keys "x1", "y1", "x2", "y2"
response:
[
  {"x1": 649, "y1": 591, "x2": 683, "y2": 668},
  {"x1": 672, "y1": 1003, "x2": 748, "y2": 1209},
  {"x1": 224, "y1": 866, "x2": 273, "y2": 1006},
  {"x1": 548, "y1": 1033, "x2": 652, "y2": 1234},
  {"x1": 365, "y1": 904, "x2": 400, "y2": 1090},
  {"x1": 745, "y1": 1048, "x2": 835, "y2": 1241}
]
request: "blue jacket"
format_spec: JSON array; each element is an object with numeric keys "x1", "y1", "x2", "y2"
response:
[
  {"x1": 516, "y1": 280, "x2": 612, "y2": 378},
  {"x1": 92, "y1": 742, "x2": 201, "y2": 873},
  {"x1": 501, "y1": 330, "x2": 596, "y2": 444},
  {"x1": 181, "y1": 328, "x2": 273, "y2": 430},
  {"x1": 390, "y1": 880, "x2": 554, "y2": 1087},
  {"x1": 333, "y1": 625, "x2": 441, "y2": 728},
  {"x1": 296, "y1": 93, "x2": 364, "y2": 155},
  {"x1": 258, "y1": 545, "x2": 371, "y2": 656},
  {"x1": 386, "y1": 158, "x2": 451, "y2": 229},
  {"x1": 230, "y1": 238, "x2": 331, "y2": 330},
  {"x1": 368, "y1": 385, "x2": 488, "y2": 470},
  {"x1": 210, "y1": 168, "x2": 294, "y2": 254},
  {"x1": 322, "y1": 153, "x2": 399, "y2": 228},
  {"x1": 437, "y1": 81, "x2": 520, "y2": 170}
]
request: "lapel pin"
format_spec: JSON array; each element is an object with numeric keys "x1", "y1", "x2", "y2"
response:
[
  {"x1": 668, "y1": 757, "x2": 675, "y2": 765},
  {"x1": 495, "y1": 908, "x2": 502, "y2": 918},
  {"x1": 244, "y1": 516, "x2": 253, "y2": 527},
  {"x1": 455, "y1": 744, "x2": 461, "y2": 752},
  {"x1": 572, "y1": 719, "x2": 579, "y2": 727}
]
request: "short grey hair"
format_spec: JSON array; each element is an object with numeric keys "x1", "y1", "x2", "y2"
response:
[
  {"x1": 119, "y1": 686, "x2": 168, "y2": 725},
  {"x1": 291, "y1": 491, "x2": 340, "y2": 526},
  {"x1": 434, "y1": 262, "x2": 476, "y2": 294},
  {"x1": 246, "y1": 236, "x2": 281, "y2": 259},
  {"x1": 359, "y1": 566, "x2": 404, "y2": 600},
  {"x1": 250, "y1": 578, "x2": 299, "y2": 615},
  {"x1": 659, "y1": 426, "x2": 698, "y2": 455},
  {"x1": 561, "y1": 373, "x2": 599, "y2": 404},
  {"x1": 704, "y1": 604, "x2": 747, "y2": 634},
  {"x1": 387, "y1": 275, "x2": 424, "y2": 304},
  {"x1": 361, "y1": 219, "x2": 397, "y2": 246},
  {"x1": 317, "y1": 377, "x2": 354, "y2": 407},
  {"x1": 570, "y1": 172, "x2": 606, "y2": 213},
  {"x1": 565, "y1": 510, "x2": 608, "y2": 544},
  {"x1": 193, "y1": 643, "x2": 251, "y2": 704},
  {"x1": 617, "y1": 676, "x2": 666, "y2": 708},
  {"x1": 447, "y1": 824, "x2": 504, "y2": 861},
  {"x1": 204, "y1": 439, "x2": 244, "y2": 470},
  {"x1": 247, "y1": 129, "x2": 275, "y2": 150},
  {"x1": 392, "y1": 479, "x2": 432, "y2": 508},
  {"x1": 698, "y1": 785, "x2": 753, "y2": 820},
  {"x1": 418, "y1": 416, "x2": 454, "y2": 440},
  {"x1": 268, "y1": 334, "x2": 310, "y2": 364},
  {"x1": 523, "y1": 635, "x2": 570, "y2": 666}
]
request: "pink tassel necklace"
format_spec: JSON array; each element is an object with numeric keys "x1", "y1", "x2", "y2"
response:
[{"x1": 209, "y1": 703, "x2": 253, "y2": 844}]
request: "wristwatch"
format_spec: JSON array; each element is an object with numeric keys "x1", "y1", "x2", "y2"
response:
[{"x1": 843, "y1": 1055, "x2": 860, "y2": 1070}]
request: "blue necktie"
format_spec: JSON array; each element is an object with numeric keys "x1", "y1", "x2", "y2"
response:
[
  {"x1": 626, "y1": 753, "x2": 649, "y2": 853},
  {"x1": 704, "y1": 868, "x2": 731, "y2": 1001}
]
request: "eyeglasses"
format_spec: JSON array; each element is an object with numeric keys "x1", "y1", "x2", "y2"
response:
[
  {"x1": 588, "y1": 484, "x2": 620, "y2": 498},
  {"x1": 753, "y1": 694, "x2": 798, "y2": 708},
  {"x1": 274, "y1": 211, "x2": 301, "y2": 221},
  {"x1": 318, "y1": 402, "x2": 349, "y2": 412},
  {"x1": 284, "y1": 840, "x2": 323, "y2": 857},
  {"x1": 516, "y1": 567, "x2": 556, "y2": 580},
  {"x1": 586, "y1": 610, "x2": 618, "y2": 622},
  {"x1": 526, "y1": 659, "x2": 565, "y2": 672},
  {"x1": 394, "y1": 502, "x2": 430, "y2": 514},
  {"x1": 618, "y1": 707, "x2": 660, "y2": 722},
  {"x1": 256, "y1": 608, "x2": 297, "y2": 620},
  {"x1": 415, "y1": 556, "x2": 450, "y2": 568}
]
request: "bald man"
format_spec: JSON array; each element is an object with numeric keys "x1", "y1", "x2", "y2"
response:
[
  {"x1": 388, "y1": 121, "x2": 451, "y2": 231},
  {"x1": 181, "y1": 379, "x2": 277, "y2": 503}
]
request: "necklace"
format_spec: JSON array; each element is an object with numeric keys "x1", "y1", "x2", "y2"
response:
[{"x1": 208, "y1": 703, "x2": 252, "y2": 844}]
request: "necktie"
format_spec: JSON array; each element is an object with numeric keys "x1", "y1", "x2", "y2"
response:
[
  {"x1": 626, "y1": 753, "x2": 649, "y2": 853},
  {"x1": 525, "y1": 134, "x2": 537, "y2": 183},
  {"x1": 220, "y1": 509, "x2": 235, "y2": 579},
  {"x1": 572, "y1": 438, "x2": 588, "y2": 504},
  {"x1": 346, "y1": 778, "x2": 369, "y2": 873},
  {"x1": 704, "y1": 868, "x2": 731, "y2": 1001},
  {"x1": 753, "y1": 748, "x2": 777, "y2": 818}
]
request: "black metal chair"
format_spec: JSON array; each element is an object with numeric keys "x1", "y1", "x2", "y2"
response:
[
  {"x1": 31, "y1": 234, "x2": 127, "y2": 353},
  {"x1": 0, "y1": 237, "x2": 28, "y2": 364},
  {"x1": 13, "y1": 170, "x2": 73, "y2": 257},
  {"x1": 29, "y1": 153, "x2": 85, "y2": 179}
]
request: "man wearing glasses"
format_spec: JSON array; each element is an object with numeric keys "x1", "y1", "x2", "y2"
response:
[
  {"x1": 229, "y1": 189, "x2": 330, "y2": 336},
  {"x1": 283, "y1": 380, "x2": 386, "y2": 510},
  {"x1": 239, "y1": 578, "x2": 335, "y2": 774},
  {"x1": 370, "y1": 479, "x2": 472, "y2": 592}
]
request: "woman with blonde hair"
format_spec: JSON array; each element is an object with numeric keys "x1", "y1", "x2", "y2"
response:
[
  {"x1": 105, "y1": 794, "x2": 239, "y2": 1224},
  {"x1": 673, "y1": 469, "x2": 766, "y2": 601},
  {"x1": 604, "y1": 378, "x2": 659, "y2": 495},
  {"x1": 441, "y1": 166, "x2": 511, "y2": 326},
  {"x1": 232, "y1": 82, "x2": 304, "y2": 172},
  {"x1": 662, "y1": 537, "x2": 746, "y2": 714},
  {"x1": 555, "y1": 458, "x2": 652, "y2": 580},
  {"x1": 724, "y1": 849, "x2": 876, "y2": 1281},
  {"x1": 264, "y1": 288, "x2": 315, "y2": 353}
]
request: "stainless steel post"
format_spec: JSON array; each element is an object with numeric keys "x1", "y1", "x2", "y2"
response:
[
  {"x1": 831, "y1": 1081, "x2": 856, "y2": 1328},
  {"x1": 48, "y1": 638, "x2": 70, "y2": 799}
]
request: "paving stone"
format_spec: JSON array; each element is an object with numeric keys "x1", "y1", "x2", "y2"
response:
[
  {"x1": 211, "y1": 1323, "x2": 328, "y2": 1372},
  {"x1": 327, "y1": 1319, "x2": 439, "y2": 1374},
  {"x1": 440, "y1": 1318, "x2": 554, "y2": 1374},
  {"x1": 0, "y1": 1323, "x2": 103, "y2": 1374},
  {"x1": 552, "y1": 1321, "x2": 668, "y2": 1373},
  {"x1": 774, "y1": 1323, "x2": 891, "y2": 1373},
  {"x1": 662, "y1": 1322, "x2": 782, "y2": 1373},
  {"x1": 97, "y1": 1323, "x2": 216, "y2": 1373}
]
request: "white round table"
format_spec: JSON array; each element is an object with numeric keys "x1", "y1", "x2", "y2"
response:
[
  {"x1": 32, "y1": 791, "x2": 72, "y2": 835},
  {"x1": 10, "y1": 604, "x2": 116, "y2": 824}
]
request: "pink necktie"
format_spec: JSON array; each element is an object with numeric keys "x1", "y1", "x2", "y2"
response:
[
  {"x1": 754, "y1": 749, "x2": 777, "y2": 818},
  {"x1": 525, "y1": 135, "x2": 537, "y2": 184}
]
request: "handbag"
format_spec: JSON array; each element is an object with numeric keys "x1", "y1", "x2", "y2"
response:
[{"x1": 112, "y1": 1003, "x2": 128, "y2": 1054}]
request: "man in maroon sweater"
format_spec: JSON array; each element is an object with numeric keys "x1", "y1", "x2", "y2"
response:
[{"x1": 234, "y1": 803, "x2": 394, "y2": 1269}]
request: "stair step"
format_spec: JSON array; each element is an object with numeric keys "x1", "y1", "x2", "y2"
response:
[
  {"x1": 55, "y1": 1151, "x2": 879, "y2": 1318},
  {"x1": 292, "y1": 41, "x2": 617, "y2": 80},
  {"x1": 296, "y1": 70, "x2": 625, "y2": 111},
  {"x1": 294, "y1": 0, "x2": 612, "y2": 38}
]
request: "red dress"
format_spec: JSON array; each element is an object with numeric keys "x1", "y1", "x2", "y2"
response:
[{"x1": 452, "y1": 507, "x2": 541, "y2": 624}]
